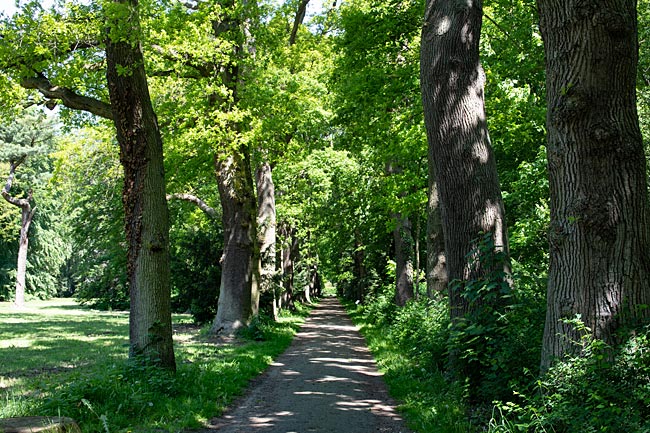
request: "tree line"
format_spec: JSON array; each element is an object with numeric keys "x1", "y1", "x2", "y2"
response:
[{"x1": 1, "y1": 0, "x2": 649, "y2": 418}]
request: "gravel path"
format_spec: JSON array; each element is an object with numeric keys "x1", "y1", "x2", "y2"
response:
[{"x1": 203, "y1": 297, "x2": 411, "y2": 433}]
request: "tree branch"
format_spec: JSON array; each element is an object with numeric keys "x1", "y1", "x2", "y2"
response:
[
  {"x1": 289, "y1": 0, "x2": 310, "y2": 46},
  {"x1": 20, "y1": 73, "x2": 113, "y2": 120},
  {"x1": 166, "y1": 192, "x2": 217, "y2": 218},
  {"x1": 2, "y1": 161, "x2": 31, "y2": 209}
]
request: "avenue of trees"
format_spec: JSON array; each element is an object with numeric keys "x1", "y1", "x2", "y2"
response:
[{"x1": 1, "y1": 0, "x2": 649, "y2": 430}]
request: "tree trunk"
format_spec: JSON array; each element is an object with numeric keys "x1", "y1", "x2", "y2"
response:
[
  {"x1": 280, "y1": 223, "x2": 297, "y2": 309},
  {"x1": 537, "y1": 0, "x2": 650, "y2": 370},
  {"x1": 105, "y1": 0, "x2": 175, "y2": 370},
  {"x1": 394, "y1": 214, "x2": 415, "y2": 307},
  {"x1": 256, "y1": 162, "x2": 277, "y2": 318},
  {"x1": 353, "y1": 228, "x2": 366, "y2": 301},
  {"x1": 420, "y1": 0, "x2": 510, "y2": 320},
  {"x1": 426, "y1": 160, "x2": 447, "y2": 298},
  {"x1": 211, "y1": 152, "x2": 257, "y2": 334},
  {"x1": 2, "y1": 161, "x2": 35, "y2": 308},
  {"x1": 14, "y1": 205, "x2": 35, "y2": 308}
]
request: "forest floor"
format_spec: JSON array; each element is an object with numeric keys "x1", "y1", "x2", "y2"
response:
[{"x1": 199, "y1": 297, "x2": 412, "y2": 433}]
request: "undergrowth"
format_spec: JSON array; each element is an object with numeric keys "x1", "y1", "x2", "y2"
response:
[{"x1": 346, "y1": 295, "x2": 473, "y2": 433}]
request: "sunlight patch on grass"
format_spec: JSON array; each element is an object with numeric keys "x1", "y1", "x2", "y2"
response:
[{"x1": 0, "y1": 298, "x2": 311, "y2": 432}]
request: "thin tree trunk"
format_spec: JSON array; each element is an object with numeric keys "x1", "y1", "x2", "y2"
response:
[
  {"x1": 289, "y1": 0, "x2": 310, "y2": 46},
  {"x1": 105, "y1": 0, "x2": 175, "y2": 370},
  {"x1": 2, "y1": 161, "x2": 35, "y2": 308},
  {"x1": 420, "y1": 0, "x2": 510, "y2": 319},
  {"x1": 414, "y1": 217, "x2": 420, "y2": 299},
  {"x1": 537, "y1": 0, "x2": 650, "y2": 370},
  {"x1": 353, "y1": 228, "x2": 366, "y2": 301},
  {"x1": 211, "y1": 152, "x2": 257, "y2": 334}
]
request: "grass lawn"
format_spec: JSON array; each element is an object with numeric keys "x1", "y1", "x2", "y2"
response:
[{"x1": 0, "y1": 298, "x2": 308, "y2": 433}]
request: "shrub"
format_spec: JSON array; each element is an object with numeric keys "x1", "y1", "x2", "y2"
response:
[{"x1": 490, "y1": 322, "x2": 650, "y2": 433}]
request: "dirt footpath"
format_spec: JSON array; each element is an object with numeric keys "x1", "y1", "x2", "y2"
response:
[{"x1": 204, "y1": 297, "x2": 411, "y2": 433}]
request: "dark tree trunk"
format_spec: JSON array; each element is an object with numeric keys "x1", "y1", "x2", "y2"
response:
[
  {"x1": 353, "y1": 228, "x2": 366, "y2": 301},
  {"x1": 537, "y1": 0, "x2": 650, "y2": 370},
  {"x1": 420, "y1": 0, "x2": 510, "y2": 320},
  {"x1": 104, "y1": 0, "x2": 175, "y2": 370},
  {"x1": 2, "y1": 160, "x2": 35, "y2": 308},
  {"x1": 426, "y1": 161, "x2": 447, "y2": 298},
  {"x1": 256, "y1": 162, "x2": 277, "y2": 318},
  {"x1": 394, "y1": 215, "x2": 415, "y2": 307},
  {"x1": 211, "y1": 151, "x2": 257, "y2": 334},
  {"x1": 280, "y1": 223, "x2": 298, "y2": 309}
]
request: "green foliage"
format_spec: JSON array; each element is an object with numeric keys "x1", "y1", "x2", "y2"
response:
[
  {"x1": 0, "y1": 111, "x2": 68, "y2": 301},
  {"x1": 168, "y1": 205, "x2": 222, "y2": 324},
  {"x1": 347, "y1": 298, "x2": 473, "y2": 432},
  {"x1": 448, "y1": 234, "x2": 545, "y2": 405},
  {"x1": 52, "y1": 126, "x2": 128, "y2": 310},
  {"x1": 489, "y1": 324, "x2": 650, "y2": 433}
]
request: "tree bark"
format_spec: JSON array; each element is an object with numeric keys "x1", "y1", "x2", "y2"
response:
[
  {"x1": 211, "y1": 152, "x2": 257, "y2": 334},
  {"x1": 394, "y1": 215, "x2": 415, "y2": 307},
  {"x1": 256, "y1": 162, "x2": 277, "y2": 318},
  {"x1": 2, "y1": 160, "x2": 35, "y2": 308},
  {"x1": 537, "y1": 0, "x2": 650, "y2": 370},
  {"x1": 104, "y1": 0, "x2": 175, "y2": 370},
  {"x1": 289, "y1": 0, "x2": 310, "y2": 46},
  {"x1": 420, "y1": 0, "x2": 510, "y2": 320},
  {"x1": 426, "y1": 160, "x2": 447, "y2": 298}
]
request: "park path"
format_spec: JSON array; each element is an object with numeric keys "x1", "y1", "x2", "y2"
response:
[{"x1": 204, "y1": 297, "x2": 411, "y2": 433}]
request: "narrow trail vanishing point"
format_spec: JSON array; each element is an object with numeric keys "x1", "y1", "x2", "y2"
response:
[{"x1": 202, "y1": 297, "x2": 412, "y2": 433}]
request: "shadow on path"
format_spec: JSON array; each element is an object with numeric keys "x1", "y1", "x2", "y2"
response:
[{"x1": 203, "y1": 297, "x2": 411, "y2": 433}]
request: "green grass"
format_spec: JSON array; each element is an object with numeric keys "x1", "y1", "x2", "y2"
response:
[
  {"x1": 345, "y1": 302, "x2": 474, "y2": 433},
  {"x1": 0, "y1": 298, "x2": 309, "y2": 432}
]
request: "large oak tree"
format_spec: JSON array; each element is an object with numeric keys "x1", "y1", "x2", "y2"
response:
[
  {"x1": 537, "y1": 0, "x2": 650, "y2": 369},
  {"x1": 420, "y1": 0, "x2": 510, "y2": 316}
]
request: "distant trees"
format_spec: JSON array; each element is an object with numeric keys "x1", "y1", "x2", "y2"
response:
[
  {"x1": 537, "y1": 0, "x2": 650, "y2": 369},
  {"x1": 0, "y1": 113, "x2": 53, "y2": 307}
]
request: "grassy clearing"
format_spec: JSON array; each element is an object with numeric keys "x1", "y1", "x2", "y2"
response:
[
  {"x1": 0, "y1": 299, "x2": 309, "y2": 432},
  {"x1": 346, "y1": 302, "x2": 473, "y2": 433}
]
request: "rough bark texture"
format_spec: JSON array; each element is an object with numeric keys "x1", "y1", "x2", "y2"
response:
[
  {"x1": 394, "y1": 215, "x2": 415, "y2": 307},
  {"x1": 426, "y1": 159, "x2": 447, "y2": 297},
  {"x1": 537, "y1": 0, "x2": 650, "y2": 369},
  {"x1": 211, "y1": 152, "x2": 257, "y2": 334},
  {"x1": 105, "y1": 0, "x2": 175, "y2": 370},
  {"x1": 256, "y1": 162, "x2": 277, "y2": 318},
  {"x1": 2, "y1": 161, "x2": 35, "y2": 308},
  {"x1": 420, "y1": 0, "x2": 510, "y2": 320}
]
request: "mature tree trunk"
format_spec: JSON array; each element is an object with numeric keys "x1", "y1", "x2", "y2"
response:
[
  {"x1": 211, "y1": 151, "x2": 257, "y2": 334},
  {"x1": 538, "y1": 0, "x2": 650, "y2": 370},
  {"x1": 105, "y1": 0, "x2": 175, "y2": 370},
  {"x1": 207, "y1": 0, "x2": 261, "y2": 332},
  {"x1": 394, "y1": 215, "x2": 415, "y2": 307},
  {"x1": 426, "y1": 162, "x2": 447, "y2": 298},
  {"x1": 420, "y1": 0, "x2": 510, "y2": 320},
  {"x1": 2, "y1": 160, "x2": 35, "y2": 308},
  {"x1": 256, "y1": 162, "x2": 277, "y2": 319}
]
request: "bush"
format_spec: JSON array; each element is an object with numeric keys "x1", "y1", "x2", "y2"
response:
[{"x1": 490, "y1": 323, "x2": 650, "y2": 433}]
